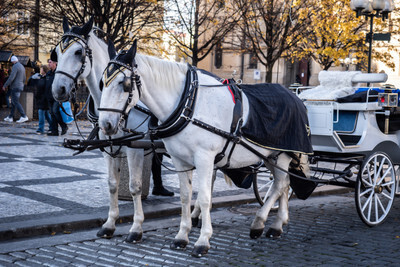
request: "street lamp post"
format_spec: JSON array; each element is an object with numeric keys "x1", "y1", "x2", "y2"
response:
[{"x1": 350, "y1": 0, "x2": 394, "y2": 73}]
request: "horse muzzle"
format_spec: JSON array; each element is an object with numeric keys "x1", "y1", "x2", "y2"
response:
[{"x1": 99, "y1": 120, "x2": 119, "y2": 136}]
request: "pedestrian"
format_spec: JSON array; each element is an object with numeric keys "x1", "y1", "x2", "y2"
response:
[
  {"x1": 45, "y1": 57, "x2": 68, "y2": 136},
  {"x1": 0, "y1": 69, "x2": 6, "y2": 108},
  {"x1": 3, "y1": 56, "x2": 28, "y2": 123},
  {"x1": 33, "y1": 65, "x2": 52, "y2": 134},
  {"x1": 151, "y1": 153, "x2": 174, "y2": 196}
]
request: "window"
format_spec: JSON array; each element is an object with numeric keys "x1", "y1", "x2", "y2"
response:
[
  {"x1": 214, "y1": 42, "x2": 222, "y2": 69},
  {"x1": 17, "y1": 11, "x2": 29, "y2": 35},
  {"x1": 249, "y1": 53, "x2": 257, "y2": 69}
]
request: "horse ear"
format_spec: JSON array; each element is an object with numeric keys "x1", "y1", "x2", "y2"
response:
[
  {"x1": 107, "y1": 39, "x2": 117, "y2": 59},
  {"x1": 126, "y1": 39, "x2": 137, "y2": 65},
  {"x1": 63, "y1": 17, "x2": 70, "y2": 33},
  {"x1": 81, "y1": 16, "x2": 94, "y2": 37}
]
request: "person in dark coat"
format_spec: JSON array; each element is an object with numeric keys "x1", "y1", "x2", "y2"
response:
[
  {"x1": 33, "y1": 65, "x2": 52, "y2": 134},
  {"x1": 45, "y1": 58, "x2": 68, "y2": 136}
]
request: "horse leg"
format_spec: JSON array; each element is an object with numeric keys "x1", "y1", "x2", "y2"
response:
[
  {"x1": 191, "y1": 157, "x2": 215, "y2": 257},
  {"x1": 125, "y1": 148, "x2": 145, "y2": 243},
  {"x1": 266, "y1": 184, "x2": 290, "y2": 239},
  {"x1": 97, "y1": 155, "x2": 121, "y2": 238},
  {"x1": 171, "y1": 160, "x2": 193, "y2": 250},
  {"x1": 191, "y1": 170, "x2": 216, "y2": 228},
  {"x1": 250, "y1": 154, "x2": 291, "y2": 239}
]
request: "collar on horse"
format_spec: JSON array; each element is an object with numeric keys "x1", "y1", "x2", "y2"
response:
[
  {"x1": 55, "y1": 31, "x2": 93, "y2": 98},
  {"x1": 148, "y1": 64, "x2": 199, "y2": 139}
]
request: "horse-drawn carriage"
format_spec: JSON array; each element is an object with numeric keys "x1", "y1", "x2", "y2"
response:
[
  {"x1": 54, "y1": 18, "x2": 399, "y2": 257},
  {"x1": 248, "y1": 71, "x2": 400, "y2": 227}
]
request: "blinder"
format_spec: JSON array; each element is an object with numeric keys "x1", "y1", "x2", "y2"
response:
[
  {"x1": 123, "y1": 76, "x2": 132, "y2": 92},
  {"x1": 80, "y1": 48, "x2": 87, "y2": 64}
]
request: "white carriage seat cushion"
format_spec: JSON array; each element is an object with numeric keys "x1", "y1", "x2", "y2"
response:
[
  {"x1": 298, "y1": 71, "x2": 362, "y2": 100},
  {"x1": 351, "y1": 73, "x2": 388, "y2": 84}
]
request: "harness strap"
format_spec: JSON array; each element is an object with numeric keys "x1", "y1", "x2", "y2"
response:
[
  {"x1": 214, "y1": 78, "x2": 244, "y2": 166},
  {"x1": 148, "y1": 64, "x2": 198, "y2": 139}
]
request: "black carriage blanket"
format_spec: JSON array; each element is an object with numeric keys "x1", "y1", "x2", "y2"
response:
[{"x1": 240, "y1": 83, "x2": 313, "y2": 154}]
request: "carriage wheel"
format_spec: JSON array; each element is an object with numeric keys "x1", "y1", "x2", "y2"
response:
[
  {"x1": 355, "y1": 152, "x2": 396, "y2": 227},
  {"x1": 253, "y1": 171, "x2": 293, "y2": 210}
]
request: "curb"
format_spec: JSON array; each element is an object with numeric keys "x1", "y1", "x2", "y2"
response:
[{"x1": 0, "y1": 186, "x2": 351, "y2": 242}]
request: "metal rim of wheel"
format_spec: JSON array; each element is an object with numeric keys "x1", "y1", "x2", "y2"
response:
[
  {"x1": 253, "y1": 171, "x2": 293, "y2": 210},
  {"x1": 355, "y1": 152, "x2": 396, "y2": 227},
  {"x1": 395, "y1": 165, "x2": 400, "y2": 197}
]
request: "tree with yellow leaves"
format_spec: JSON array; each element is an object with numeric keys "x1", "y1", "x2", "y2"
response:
[
  {"x1": 293, "y1": 0, "x2": 398, "y2": 72},
  {"x1": 291, "y1": 0, "x2": 365, "y2": 70}
]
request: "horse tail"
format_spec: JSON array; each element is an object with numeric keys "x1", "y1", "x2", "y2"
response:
[
  {"x1": 290, "y1": 153, "x2": 310, "y2": 178},
  {"x1": 223, "y1": 174, "x2": 233, "y2": 187},
  {"x1": 299, "y1": 154, "x2": 310, "y2": 178}
]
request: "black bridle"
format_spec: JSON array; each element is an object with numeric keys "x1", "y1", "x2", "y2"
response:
[
  {"x1": 55, "y1": 31, "x2": 93, "y2": 100},
  {"x1": 97, "y1": 55, "x2": 143, "y2": 129}
]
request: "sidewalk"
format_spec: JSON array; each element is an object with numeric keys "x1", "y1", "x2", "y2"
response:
[{"x1": 0, "y1": 113, "x2": 350, "y2": 242}]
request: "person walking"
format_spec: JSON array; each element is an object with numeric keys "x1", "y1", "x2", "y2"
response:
[
  {"x1": 3, "y1": 56, "x2": 28, "y2": 123},
  {"x1": 45, "y1": 58, "x2": 68, "y2": 136},
  {"x1": 33, "y1": 65, "x2": 52, "y2": 134}
]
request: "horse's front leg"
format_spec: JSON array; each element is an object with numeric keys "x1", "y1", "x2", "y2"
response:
[
  {"x1": 170, "y1": 160, "x2": 193, "y2": 250},
  {"x1": 125, "y1": 148, "x2": 144, "y2": 243},
  {"x1": 97, "y1": 154, "x2": 121, "y2": 238},
  {"x1": 191, "y1": 170, "x2": 216, "y2": 228},
  {"x1": 191, "y1": 156, "x2": 215, "y2": 257},
  {"x1": 250, "y1": 154, "x2": 291, "y2": 239}
]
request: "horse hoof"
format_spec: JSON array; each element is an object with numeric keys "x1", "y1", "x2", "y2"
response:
[
  {"x1": 250, "y1": 228, "x2": 264, "y2": 239},
  {"x1": 191, "y1": 246, "x2": 209, "y2": 258},
  {"x1": 125, "y1": 232, "x2": 142, "y2": 243},
  {"x1": 170, "y1": 239, "x2": 188, "y2": 250},
  {"x1": 96, "y1": 228, "x2": 115, "y2": 239},
  {"x1": 265, "y1": 228, "x2": 282, "y2": 239}
]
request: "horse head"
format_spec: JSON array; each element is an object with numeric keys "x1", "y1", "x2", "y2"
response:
[
  {"x1": 52, "y1": 17, "x2": 94, "y2": 102},
  {"x1": 98, "y1": 40, "x2": 140, "y2": 136}
]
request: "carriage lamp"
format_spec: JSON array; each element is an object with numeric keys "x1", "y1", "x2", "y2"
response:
[
  {"x1": 350, "y1": 0, "x2": 394, "y2": 73},
  {"x1": 378, "y1": 92, "x2": 398, "y2": 107}
]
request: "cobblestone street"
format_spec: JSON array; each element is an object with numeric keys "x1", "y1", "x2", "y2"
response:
[{"x1": 1, "y1": 193, "x2": 399, "y2": 266}]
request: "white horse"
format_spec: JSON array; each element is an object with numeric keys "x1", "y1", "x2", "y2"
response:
[
  {"x1": 52, "y1": 17, "x2": 150, "y2": 243},
  {"x1": 98, "y1": 41, "x2": 311, "y2": 257}
]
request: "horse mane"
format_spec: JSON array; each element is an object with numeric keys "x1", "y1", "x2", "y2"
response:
[
  {"x1": 135, "y1": 54, "x2": 188, "y2": 89},
  {"x1": 87, "y1": 29, "x2": 108, "y2": 52}
]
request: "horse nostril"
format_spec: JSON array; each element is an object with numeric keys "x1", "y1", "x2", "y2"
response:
[{"x1": 60, "y1": 86, "x2": 66, "y2": 96}]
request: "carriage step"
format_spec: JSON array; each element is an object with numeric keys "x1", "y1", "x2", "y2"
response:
[{"x1": 310, "y1": 167, "x2": 353, "y2": 177}]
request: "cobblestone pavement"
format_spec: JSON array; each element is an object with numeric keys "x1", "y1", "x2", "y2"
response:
[
  {"x1": 0, "y1": 193, "x2": 399, "y2": 266},
  {"x1": 0, "y1": 118, "x2": 258, "y2": 240}
]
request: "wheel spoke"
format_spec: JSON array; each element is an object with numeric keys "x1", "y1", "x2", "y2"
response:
[
  {"x1": 381, "y1": 180, "x2": 395, "y2": 187},
  {"x1": 381, "y1": 191, "x2": 394, "y2": 200},
  {"x1": 360, "y1": 187, "x2": 373, "y2": 197},
  {"x1": 376, "y1": 157, "x2": 386, "y2": 180},
  {"x1": 377, "y1": 167, "x2": 393, "y2": 186},
  {"x1": 362, "y1": 191, "x2": 374, "y2": 214},
  {"x1": 376, "y1": 195, "x2": 386, "y2": 214}
]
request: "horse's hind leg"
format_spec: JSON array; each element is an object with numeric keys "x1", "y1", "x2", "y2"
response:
[
  {"x1": 266, "y1": 185, "x2": 289, "y2": 238},
  {"x1": 97, "y1": 155, "x2": 121, "y2": 238},
  {"x1": 125, "y1": 148, "x2": 145, "y2": 243},
  {"x1": 250, "y1": 154, "x2": 291, "y2": 239}
]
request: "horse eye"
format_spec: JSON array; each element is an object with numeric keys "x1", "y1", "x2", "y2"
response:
[{"x1": 75, "y1": 49, "x2": 83, "y2": 56}]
